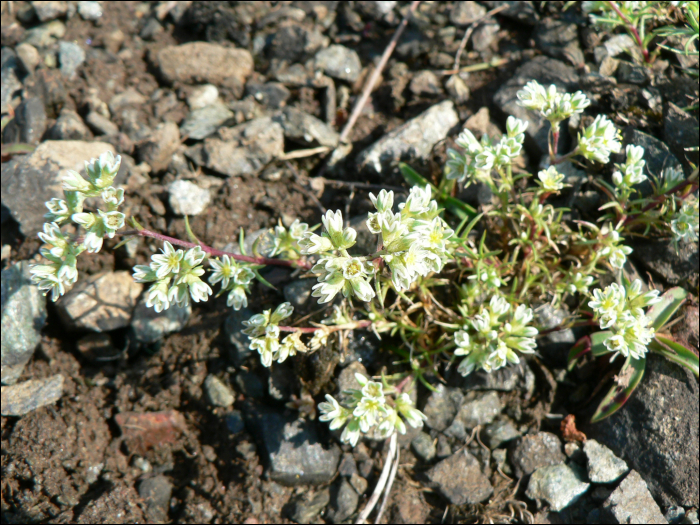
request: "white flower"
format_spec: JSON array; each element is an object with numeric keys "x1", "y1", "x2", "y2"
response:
[
  {"x1": 62, "y1": 169, "x2": 91, "y2": 193},
  {"x1": 322, "y1": 210, "x2": 356, "y2": 250},
  {"x1": 101, "y1": 186, "x2": 125, "y2": 207},
  {"x1": 85, "y1": 151, "x2": 121, "y2": 189},
  {"x1": 150, "y1": 241, "x2": 184, "y2": 279},
  {"x1": 98, "y1": 209, "x2": 125, "y2": 235},
  {"x1": 577, "y1": 115, "x2": 622, "y2": 164},
  {"x1": 567, "y1": 272, "x2": 594, "y2": 294},
  {"x1": 38, "y1": 222, "x2": 69, "y2": 257},
  {"x1": 309, "y1": 328, "x2": 330, "y2": 350},
  {"x1": 145, "y1": 281, "x2": 170, "y2": 313},
  {"x1": 589, "y1": 283, "x2": 625, "y2": 328},
  {"x1": 340, "y1": 419, "x2": 362, "y2": 446},
  {"x1": 298, "y1": 232, "x2": 334, "y2": 255},
  {"x1": 227, "y1": 286, "x2": 248, "y2": 310},
  {"x1": 369, "y1": 189, "x2": 394, "y2": 212},
  {"x1": 395, "y1": 393, "x2": 427, "y2": 429},
  {"x1": 44, "y1": 198, "x2": 71, "y2": 223},
  {"x1": 506, "y1": 116, "x2": 528, "y2": 138},
  {"x1": 311, "y1": 257, "x2": 375, "y2": 303},
  {"x1": 399, "y1": 186, "x2": 432, "y2": 215},
  {"x1": 209, "y1": 255, "x2": 236, "y2": 288},
  {"x1": 537, "y1": 166, "x2": 566, "y2": 192},
  {"x1": 133, "y1": 264, "x2": 156, "y2": 283},
  {"x1": 516, "y1": 80, "x2": 590, "y2": 123},
  {"x1": 250, "y1": 325, "x2": 280, "y2": 367},
  {"x1": 671, "y1": 199, "x2": 699, "y2": 243},
  {"x1": 318, "y1": 395, "x2": 350, "y2": 430}
]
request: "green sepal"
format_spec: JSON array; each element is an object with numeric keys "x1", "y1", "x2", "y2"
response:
[
  {"x1": 252, "y1": 268, "x2": 277, "y2": 290},
  {"x1": 590, "y1": 355, "x2": 646, "y2": 423},
  {"x1": 591, "y1": 331, "x2": 613, "y2": 356},
  {"x1": 239, "y1": 229, "x2": 247, "y2": 256}
]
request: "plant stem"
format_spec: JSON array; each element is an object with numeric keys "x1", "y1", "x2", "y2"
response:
[
  {"x1": 119, "y1": 228, "x2": 312, "y2": 270},
  {"x1": 606, "y1": 1, "x2": 651, "y2": 63}
]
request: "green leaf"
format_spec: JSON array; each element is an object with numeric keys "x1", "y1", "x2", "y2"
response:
[
  {"x1": 646, "y1": 287, "x2": 687, "y2": 331},
  {"x1": 590, "y1": 355, "x2": 646, "y2": 423},
  {"x1": 567, "y1": 335, "x2": 591, "y2": 372},
  {"x1": 399, "y1": 163, "x2": 432, "y2": 188},
  {"x1": 460, "y1": 212, "x2": 483, "y2": 239},
  {"x1": 184, "y1": 215, "x2": 202, "y2": 245},
  {"x1": 239, "y1": 229, "x2": 247, "y2": 256},
  {"x1": 591, "y1": 331, "x2": 613, "y2": 356},
  {"x1": 398, "y1": 163, "x2": 476, "y2": 220},
  {"x1": 252, "y1": 269, "x2": 277, "y2": 290},
  {"x1": 649, "y1": 336, "x2": 699, "y2": 377},
  {"x1": 442, "y1": 195, "x2": 477, "y2": 220},
  {"x1": 129, "y1": 216, "x2": 144, "y2": 230}
]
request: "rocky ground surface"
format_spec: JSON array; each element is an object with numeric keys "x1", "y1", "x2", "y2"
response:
[{"x1": 1, "y1": 1, "x2": 699, "y2": 523}]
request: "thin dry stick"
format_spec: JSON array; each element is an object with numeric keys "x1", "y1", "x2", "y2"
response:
[
  {"x1": 279, "y1": 146, "x2": 331, "y2": 161},
  {"x1": 453, "y1": 4, "x2": 508, "y2": 71},
  {"x1": 374, "y1": 446, "x2": 400, "y2": 524},
  {"x1": 338, "y1": 1, "x2": 420, "y2": 145},
  {"x1": 356, "y1": 432, "x2": 398, "y2": 524}
]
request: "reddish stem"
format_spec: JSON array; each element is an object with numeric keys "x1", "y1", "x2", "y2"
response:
[
  {"x1": 606, "y1": 1, "x2": 651, "y2": 63},
  {"x1": 120, "y1": 228, "x2": 312, "y2": 270},
  {"x1": 623, "y1": 181, "x2": 698, "y2": 226}
]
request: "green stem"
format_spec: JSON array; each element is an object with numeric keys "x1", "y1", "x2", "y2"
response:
[{"x1": 606, "y1": 1, "x2": 652, "y2": 63}]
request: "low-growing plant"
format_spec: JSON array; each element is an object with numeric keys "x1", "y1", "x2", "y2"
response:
[{"x1": 30, "y1": 80, "x2": 698, "y2": 447}]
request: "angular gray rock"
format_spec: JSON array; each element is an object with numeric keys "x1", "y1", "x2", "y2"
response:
[
  {"x1": 357, "y1": 100, "x2": 458, "y2": 174},
  {"x1": 168, "y1": 180, "x2": 211, "y2": 216},
  {"x1": 585, "y1": 353, "x2": 699, "y2": 507},
  {"x1": 454, "y1": 391, "x2": 503, "y2": 429},
  {"x1": 56, "y1": 272, "x2": 142, "y2": 332},
  {"x1": 32, "y1": 1, "x2": 69, "y2": 22},
  {"x1": 426, "y1": 450, "x2": 493, "y2": 505},
  {"x1": 601, "y1": 470, "x2": 668, "y2": 524},
  {"x1": 483, "y1": 417, "x2": 521, "y2": 449},
  {"x1": 179, "y1": 102, "x2": 234, "y2": 141},
  {"x1": 85, "y1": 111, "x2": 119, "y2": 136},
  {"x1": 58, "y1": 41, "x2": 85, "y2": 79},
  {"x1": 422, "y1": 384, "x2": 463, "y2": 431},
  {"x1": 273, "y1": 107, "x2": 339, "y2": 148},
  {"x1": 155, "y1": 42, "x2": 253, "y2": 91},
  {"x1": 46, "y1": 108, "x2": 90, "y2": 140},
  {"x1": 130, "y1": 299, "x2": 191, "y2": 344},
  {"x1": 411, "y1": 432, "x2": 437, "y2": 462},
  {"x1": 1, "y1": 140, "x2": 118, "y2": 236},
  {"x1": 204, "y1": 374, "x2": 235, "y2": 407},
  {"x1": 1, "y1": 262, "x2": 47, "y2": 385},
  {"x1": 584, "y1": 439, "x2": 629, "y2": 484},
  {"x1": 510, "y1": 432, "x2": 566, "y2": 478},
  {"x1": 325, "y1": 478, "x2": 359, "y2": 523},
  {"x1": 314, "y1": 45, "x2": 362, "y2": 82},
  {"x1": 526, "y1": 463, "x2": 590, "y2": 512},
  {"x1": 187, "y1": 84, "x2": 219, "y2": 110},
  {"x1": 137, "y1": 121, "x2": 180, "y2": 173},
  {"x1": 185, "y1": 117, "x2": 284, "y2": 177},
  {"x1": 242, "y1": 401, "x2": 340, "y2": 486},
  {"x1": 1, "y1": 374, "x2": 64, "y2": 416}
]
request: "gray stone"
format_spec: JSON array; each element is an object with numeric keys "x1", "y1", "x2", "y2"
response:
[
  {"x1": 225, "y1": 307, "x2": 254, "y2": 365},
  {"x1": 274, "y1": 107, "x2": 339, "y2": 148},
  {"x1": 422, "y1": 384, "x2": 463, "y2": 431},
  {"x1": 22, "y1": 20, "x2": 66, "y2": 48},
  {"x1": 445, "y1": 75, "x2": 470, "y2": 104},
  {"x1": 535, "y1": 304, "x2": 576, "y2": 366},
  {"x1": 586, "y1": 353, "x2": 699, "y2": 507},
  {"x1": 273, "y1": 62, "x2": 313, "y2": 87},
  {"x1": 1, "y1": 262, "x2": 47, "y2": 385},
  {"x1": 58, "y1": 41, "x2": 85, "y2": 79},
  {"x1": 454, "y1": 391, "x2": 502, "y2": 429},
  {"x1": 168, "y1": 180, "x2": 211, "y2": 216},
  {"x1": 450, "y1": 359, "x2": 535, "y2": 393},
  {"x1": 472, "y1": 22, "x2": 500, "y2": 53},
  {"x1": 409, "y1": 70, "x2": 443, "y2": 96},
  {"x1": 492, "y1": 1, "x2": 539, "y2": 25},
  {"x1": 357, "y1": 100, "x2": 458, "y2": 174},
  {"x1": 347, "y1": 214, "x2": 376, "y2": 256},
  {"x1": 1, "y1": 60, "x2": 22, "y2": 114},
  {"x1": 267, "y1": 23, "x2": 326, "y2": 63},
  {"x1": 246, "y1": 82, "x2": 290, "y2": 109},
  {"x1": 534, "y1": 18, "x2": 582, "y2": 64},
  {"x1": 16, "y1": 43, "x2": 40, "y2": 74},
  {"x1": 601, "y1": 470, "x2": 668, "y2": 524},
  {"x1": 46, "y1": 109, "x2": 90, "y2": 140},
  {"x1": 631, "y1": 238, "x2": 698, "y2": 300},
  {"x1": 5, "y1": 96, "x2": 46, "y2": 145},
  {"x1": 603, "y1": 34, "x2": 637, "y2": 60},
  {"x1": 204, "y1": 374, "x2": 235, "y2": 407},
  {"x1": 242, "y1": 401, "x2": 340, "y2": 486},
  {"x1": 32, "y1": 1, "x2": 69, "y2": 22},
  {"x1": 224, "y1": 410, "x2": 245, "y2": 434},
  {"x1": 426, "y1": 450, "x2": 493, "y2": 505},
  {"x1": 268, "y1": 364, "x2": 292, "y2": 401},
  {"x1": 1, "y1": 374, "x2": 64, "y2": 416},
  {"x1": 665, "y1": 506, "x2": 685, "y2": 524},
  {"x1": 235, "y1": 371, "x2": 265, "y2": 399},
  {"x1": 156, "y1": 42, "x2": 253, "y2": 91},
  {"x1": 584, "y1": 439, "x2": 629, "y2": 484},
  {"x1": 56, "y1": 272, "x2": 142, "y2": 332},
  {"x1": 665, "y1": 102, "x2": 699, "y2": 171},
  {"x1": 336, "y1": 362, "x2": 368, "y2": 395},
  {"x1": 139, "y1": 475, "x2": 172, "y2": 522},
  {"x1": 137, "y1": 121, "x2": 180, "y2": 172},
  {"x1": 340, "y1": 331, "x2": 379, "y2": 367},
  {"x1": 526, "y1": 463, "x2": 590, "y2": 512},
  {"x1": 315, "y1": 45, "x2": 362, "y2": 83},
  {"x1": 325, "y1": 478, "x2": 359, "y2": 522},
  {"x1": 130, "y1": 299, "x2": 191, "y2": 344},
  {"x1": 683, "y1": 510, "x2": 699, "y2": 524},
  {"x1": 493, "y1": 56, "x2": 579, "y2": 159},
  {"x1": 450, "y1": 1, "x2": 485, "y2": 25},
  {"x1": 77, "y1": 1, "x2": 103, "y2": 20},
  {"x1": 179, "y1": 102, "x2": 234, "y2": 140},
  {"x1": 510, "y1": 432, "x2": 566, "y2": 478},
  {"x1": 185, "y1": 117, "x2": 284, "y2": 177},
  {"x1": 1, "y1": 140, "x2": 120, "y2": 237},
  {"x1": 338, "y1": 452, "x2": 358, "y2": 477},
  {"x1": 483, "y1": 417, "x2": 521, "y2": 449},
  {"x1": 187, "y1": 84, "x2": 219, "y2": 110},
  {"x1": 349, "y1": 473, "x2": 367, "y2": 495},
  {"x1": 85, "y1": 111, "x2": 119, "y2": 136},
  {"x1": 412, "y1": 432, "x2": 437, "y2": 462},
  {"x1": 290, "y1": 489, "x2": 330, "y2": 524},
  {"x1": 283, "y1": 279, "x2": 316, "y2": 312},
  {"x1": 617, "y1": 62, "x2": 649, "y2": 85},
  {"x1": 108, "y1": 88, "x2": 147, "y2": 114}
]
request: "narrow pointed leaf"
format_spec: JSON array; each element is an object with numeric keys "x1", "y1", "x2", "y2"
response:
[
  {"x1": 567, "y1": 335, "x2": 592, "y2": 371},
  {"x1": 649, "y1": 336, "x2": 699, "y2": 377},
  {"x1": 590, "y1": 355, "x2": 646, "y2": 423},
  {"x1": 646, "y1": 287, "x2": 687, "y2": 331},
  {"x1": 184, "y1": 215, "x2": 202, "y2": 246}
]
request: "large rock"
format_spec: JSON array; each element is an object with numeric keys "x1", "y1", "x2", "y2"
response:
[
  {"x1": 525, "y1": 463, "x2": 589, "y2": 512},
  {"x1": 242, "y1": 401, "x2": 340, "y2": 486},
  {"x1": 185, "y1": 117, "x2": 284, "y2": 177},
  {"x1": 357, "y1": 100, "x2": 459, "y2": 174},
  {"x1": 509, "y1": 431, "x2": 566, "y2": 478},
  {"x1": 1, "y1": 141, "x2": 119, "y2": 236},
  {"x1": 425, "y1": 450, "x2": 493, "y2": 505},
  {"x1": 585, "y1": 353, "x2": 699, "y2": 507},
  {"x1": 601, "y1": 470, "x2": 668, "y2": 524},
  {"x1": 1, "y1": 262, "x2": 47, "y2": 385},
  {"x1": 155, "y1": 42, "x2": 253, "y2": 92},
  {"x1": 1, "y1": 374, "x2": 64, "y2": 416},
  {"x1": 56, "y1": 272, "x2": 142, "y2": 332}
]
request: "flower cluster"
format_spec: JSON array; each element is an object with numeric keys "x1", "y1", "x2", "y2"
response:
[
  {"x1": 318, "y1": 374, "x2": 427, "y2": 446},
  {"x1": 612, "y1": 145, "x2": 646, "y2": 194},
  {"x1": 445, "y1": 116, "x2": 528, "y2": 191},
  {"x1": 208, "y1": 255, "x2": 255, "y2": 310},
  {"x1": 517, "y1": 80, "x2": 590, "y2": 125},
  {"x1": 454, "y1": 296, "x2": 539, "y2": 376},
  {"x1": 671, "y1": 197, "x2": 699, "y2": 244},
  {"x1": 242, "y1": 303, "x2": 313, "y2": 367},
  {"x1": 132, "y1": 242, "x2": 212, "y2": 312},
  {"x1": 589, "y1": 279, "x2": 661, "y2": 360},
  {"x1": 577, "y1": 114, "x2": 623, "y2": 164},
  {"x1": 536, "y1": 165, "x2": 567, "y2": 193},
  {"x1": 30, "y1": 151, "x2": 125, "y2": 301},
  {"x1": 597, "y1": 223, "x2": 633, "y2": 269},
  {"x1": 268, "y1": 219, "x2": 310, "y2": 257}
]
